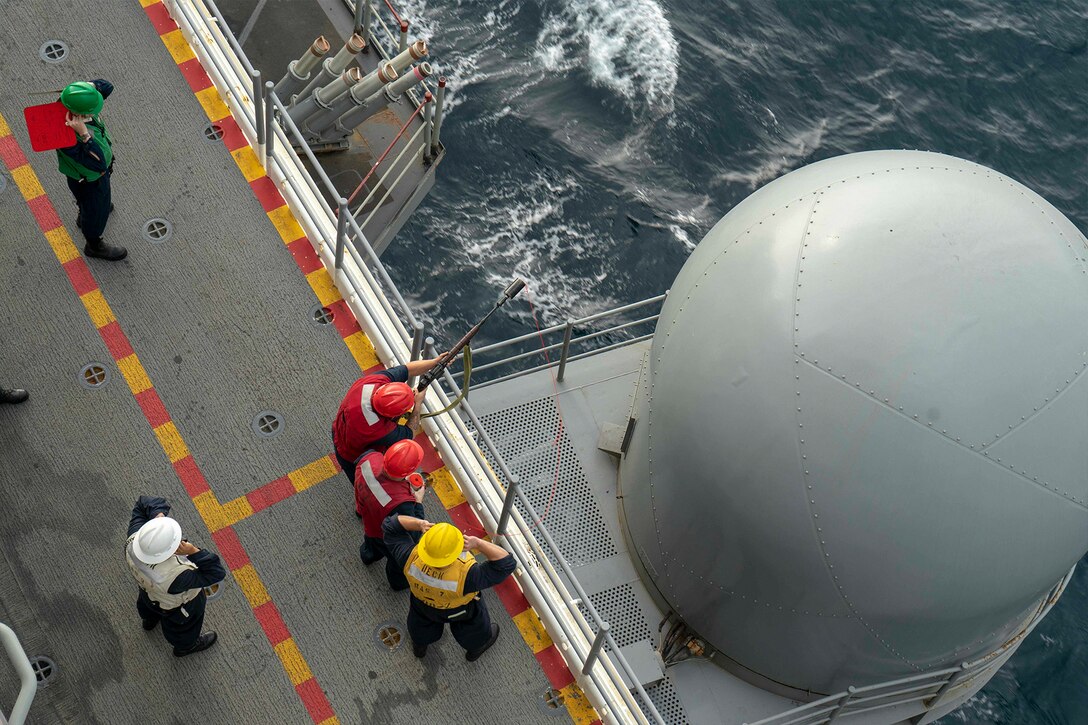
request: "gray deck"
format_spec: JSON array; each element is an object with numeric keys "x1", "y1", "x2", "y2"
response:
[
  {"x1": 0, "y1": 3, "x2": 546, "y2": 724},
  {"x1": 464, "y1": 344, "x2": 802, "y2": 724}
]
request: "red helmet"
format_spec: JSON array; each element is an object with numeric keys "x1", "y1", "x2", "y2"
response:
[
  {"x1": 371, "y1": 382, "x2": 414, "y2": 418},
  {"x1": 383, "y1": 440, "x2": 424, "y2": 478}
]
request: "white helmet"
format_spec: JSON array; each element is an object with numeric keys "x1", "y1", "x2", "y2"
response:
[{"x1": 132, "y1": 517, "x2": 182, "y2": 564}]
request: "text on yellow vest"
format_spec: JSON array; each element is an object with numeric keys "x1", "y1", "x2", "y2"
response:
[
  {"x1": 125, "y1": 534, "x2": 202, "y2": 610},
  {"x1": 404, "y1": 549, "x2": 477, "y2": 609}
]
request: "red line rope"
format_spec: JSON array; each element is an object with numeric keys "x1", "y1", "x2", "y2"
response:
[
  {"x1": 344, "y1": 91, "x2": 431, "y2": 207},
  {"x1": 383, "y1": 0, "x2": 404, "y2": 28},
  {"x1": 523, "y1": 284, "x2": 565, "y2": 527}
]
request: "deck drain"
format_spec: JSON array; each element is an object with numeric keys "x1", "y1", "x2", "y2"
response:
[
  {"x1": 374, "y1": 622, "x2": 403, "y2": 651},
  {"x1": 39, "y1": 41, "x2": 69, "y2": 64},
  {"x1": 539, "y1": 687, "x2": 566, "y2": 715},
  {"x1": 79, "y1": 363, "x2": 110, "y2": 389},
  {"x1": 29, "y1": 656, "x2": 57, "y2": 687},
  {"x1": 203, "y1": 123, "x2": 224, "y2": 142},
  {"x1": 142, "y1": 218, "x2": 173, "y2": 244},
  {"x1": 310, "y1": 305, "x2": 335, "y2": 325},
  {"x1": 203, "y1": 581, "x2": 225, "y2": 601},
  {"x1": 252, "y1": 411, "x2": 284, "y2": 438}
]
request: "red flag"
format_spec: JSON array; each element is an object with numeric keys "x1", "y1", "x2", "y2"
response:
[{"x1": 24, "y1": 102, "x2": 76, "y2": 152}]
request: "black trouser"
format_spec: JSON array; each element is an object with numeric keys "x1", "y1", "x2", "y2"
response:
[
  {"x1": 334, "y1": 446, "x2": 355, "y2": 487},
  {"x1": 66, "y1": 170, "x2": 112, "y2": 243},
  {"x1": 360, "y1": 536, "x2": 408, "y2": 590},
  {"x1": 136, "y1": 589, "x2": 206, "y2": 650},
  {"x1": 406, "y1": 596, "x2": 492, "y2": 651}
]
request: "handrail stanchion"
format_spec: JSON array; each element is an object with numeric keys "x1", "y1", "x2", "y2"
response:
[
  {"x1": 263, "y1": 81, "x2": 276, "y2": 164},
  {"x1": 1, "y1": 623, "x2": 37, "y2": 725},
  {"x1": 335, "y1": 198, "x2": 349, "y2": 269},
  {"x1": 431, "y1": 77, "x2": 445, "y2": 156},
  {"x1": 582, "y1": 622, "x2": 611, "y2": 675},
  {"x1": 909, "y1": 664, "x2": 969, "y2": 724},
  {"x1": 497, "y1": 473, "x2": 520, "y2": 536},
  {"x1": 826, "y1": 686, "x2": 857, "y2": 723},
  {"x1": 362, "y1": 0, "x2": 373, "y2": 43},
  {"x1": 408, "y1": 321, "x2": 425, "y2": 387},
  {"x1": 252, "y1": 69, "x2": 264, "y2": 149},
  {"x1": 399, "y1": 20, "x2": 409, "y2": 53},
  {"x1": 556, "y1": 319, "x2": 574, "y2": 382},
  {"x1": 422, "y1": 97, "x2": 433, "y2": 164}
]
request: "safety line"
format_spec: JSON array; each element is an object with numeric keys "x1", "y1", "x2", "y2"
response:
[{"x1": 140, "y1": 2, "x2": 602, "y2": 722}]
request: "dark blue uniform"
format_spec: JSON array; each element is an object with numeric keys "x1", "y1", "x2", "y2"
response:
[
  {"x1": 59, "y1": 79, "x2": 115, "y2": 245},
  {"x1": 383, "y1": 515, "x2": 516, "y2": 651},
  {"x1": 360, "y1": 500, "x2": 423, "y2": 590},
  {"x1": 127, "y1": 496, "x2": 225, "y2": 651}
]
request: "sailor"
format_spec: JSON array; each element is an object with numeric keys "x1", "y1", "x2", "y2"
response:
[
  {"x1": 0, "y1": 387, "x2": 28, "y2": 404},
  {"x1": 125, "y1": 496, "x2": 225, "y2": 657},
  {"x1": 332, "y1": 356, "x2": 442, "y2": 484},
  {"x1": 355, "y1": 439, "x2": 426, "y2": 589},
  {"x1": 382, "y1": 515, "x2": 514, "y2": 661},
  {"x1": 57, "y1": 80, "x2": 126, "y2": 261}
]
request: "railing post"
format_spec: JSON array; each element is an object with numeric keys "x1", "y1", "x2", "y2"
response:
[
  {"x1": 251, "y1": 69, "x2": 264, "y2": 148},
  {"x1": 335, "y1": 198, "x2": 349, "y2": 269},
  {"x1": 362, "y1": 0, "x2": 372, "y2": 44},
  {"x1": 353, "y1": 0, "x2": 365, "y2": 38},
  {"x1": 409, "y1": 321, "x2": 425, "y2": 387},
  {"x1": 0, "y1": 623, "x2": 37, "y2": 725},
  {"x1": 556, "y1": 319, "x2": 574, "y2": 382},
  {"x1": 826, "y1": 686, "x2": 857, "y2": 723},
  {"x1": 399, "y1": 20, "x2": 409, "y2": 53},
  {"x1": 431, "y1": 77, "x2": 445, "y2": 156},
  {"x1": 263, "y1": 81, "x2": 276, "y2": 164},
  {"x1": 497, "y1": 473, "x2": 520, "y2": 536},
  {"x1": 581, "y1": 622, "x2": 610, "y2": 675},
  {"x1": 422, "y1": 96, "x2": 433, "y2": 164},
  {"x1": 909, "y1": 663, "x2": 970, "y2": 723}
]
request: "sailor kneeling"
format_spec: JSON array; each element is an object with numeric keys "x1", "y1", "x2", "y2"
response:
[
  {"x1": 382, "y1": 516, "x2": 515, "y2": 661},
  {"x1": 125, "y1": 496, "x2": 226, "y2": 657}
]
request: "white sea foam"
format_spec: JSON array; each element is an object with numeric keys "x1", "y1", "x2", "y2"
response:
[{"x1": 535, "y1": 0, "x2": 680, "y2": 114}]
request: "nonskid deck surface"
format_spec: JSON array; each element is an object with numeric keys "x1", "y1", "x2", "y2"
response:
[{"x1": 0, "y1": 3, "x2": 550, "y2": 723}]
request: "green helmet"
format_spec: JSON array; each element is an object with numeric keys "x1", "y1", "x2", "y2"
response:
[{"x1": 60, "y1": 82, "x2": 103, "y2": 115}]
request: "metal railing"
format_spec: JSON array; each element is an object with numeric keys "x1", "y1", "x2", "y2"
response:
[
  {"x1": 744, "y1": 566, "x2": 1076, "y2": 725},
  {"x1": 1, "y1": 623, "x2": 37, "y2": 725},
  {"x1": 450, "y1": 293, "x2": 668, "y2": 387},
  {"x1": 167, "y1": 2, "x2": 659, "y2": 722}
]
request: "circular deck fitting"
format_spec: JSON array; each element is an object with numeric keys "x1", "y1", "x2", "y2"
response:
[
  {"x1": 39, "y1": 41, "x2": 69, "y2": 64},
  {"x1": 30, "y1": 656, "x2": 58, "y2": 687},
  {"x1": 79, "y1": 363, "x2": 110, "y2": 389},
  {"x1": 142, "y1": 218, "x2": 173, "y2": 244},
  {"x1": 539, "y1": 687, "x2": 566, "y2": 715},
  {"x1": 252, "y1": 411, "x2": 284, "y2": 439},
  {"x1": 374, "y1": 622, "x2": 403, "y2": 651},
  {"x1": 310, "y1": 305, "x2": 335, "y2": 325},
  {"x1": 203, "y1": 581, "x2": 225, "y2": 601},
  {"x1": 203, "y1": 123, "x2": 224, "y2": 142}
]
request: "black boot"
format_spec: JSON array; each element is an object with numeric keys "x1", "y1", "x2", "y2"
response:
[
  {"x1": 141, "y1": 618, "x2": 159, "y2": 631},
  {"x1": 412, "y1": 641, "x2": 428, "y2": 658},
  {"x1": 174, "y1": 631, "x2": 217, "y2": 657},
  {"x1": 0, "y1": 388, "x2": 29, "y2": 404},
  {"x1": 85, "y1": 238, "x2": 127, "y2": 261},
  {"x1": 465, "y1": 624, "x2": 500, "y2": 662}
]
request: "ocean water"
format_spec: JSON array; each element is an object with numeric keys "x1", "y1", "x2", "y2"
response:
[{"x1": 380, "y1": 0, "x2": 1088, "y2": 722}]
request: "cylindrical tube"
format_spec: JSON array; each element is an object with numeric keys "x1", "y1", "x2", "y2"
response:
[
  {"x1": 399, "y1": 21, "x2": 409, "y2": 54},
  {"x1": 305, "y1": 63, "x2": 397, "y2": 136},
  {"x1": 316, "y1": 67, "x2": 362, "y2": 105},
  {"x1": 383, "y1": 61, "x2": 432, "y2": 99},
  {"x1": 388, "y1": 39, "x2": 427, "y2": 75},
  {"x1": 334, "y1": 64, "x2": 429, "y2": 132},
  {"x1": 274, "y1": 36, "x2": 331, "y2": 99},
  {"x1": 296, "y1": 33, "x2": 366, "y2": 101}
]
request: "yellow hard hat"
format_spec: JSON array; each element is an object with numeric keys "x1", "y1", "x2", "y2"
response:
[{"x1": 416, "y1": 523, "x2": 464, "y2": 568}]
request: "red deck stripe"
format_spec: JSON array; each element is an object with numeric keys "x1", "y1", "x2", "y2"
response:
[
  {"x1": 327, "y1": 453, "x2": 342, "y2": 472},
  {"x1": 26, "y1": 195, "x2": 62, "y2": 232},
  {"x1": 253, "y1": 601, "x2": 292, "y2": 646},
  {"x1": 0, "y1": 136, "x2": 27, "y2": 169},
  {"x1": 97, "y1": 320, "x2": 134, "y2": 360},
  {"x1": 414, "y1": 432, "x2": 444, "y2": 475},
  {"x1": 446, "y1": 501, "x2": 487, "y2": 538},
  {"x1": 172, "y1": 455, "x2": 212, "y2": 497},
  {"x1": 63, "y1": 257, "x2": 97, "y2": 297},
  {"x1": 295, "y1": 678, "x2": 336, "y2": 724},
  {"x1": 135, "y1": 388, "x2": 171, "y2": 429},
  {"x1": 217, "y1": 115, "x2": 248, "y2": 152},
  {"x1": 144, "y1": 1, "x2": 177, "y2": 34},
  {"x1": 326, "y1": 299, "x2": 361, "y2": 339},
  {"x1": 493, "y1": 577, "x2": 531, "y2": 617},
  {"x1": 176, "y1": 58, "x2": 214, "y2": 93},
  {"x1": 536, "y1": 645, "x2": 576, "y2": 690},
  {"x1": 246, "y1": 475, "x2": 297, "y2": 513},
  {"x1": 286, "y1": 237, "x2": 323, "y2": 274},
  {"x1": 210, "y1": 526, "x2": 250, "y2": 570},
  {"x1": 249, "y1": 175, "x2": 287, "y2": 212}
]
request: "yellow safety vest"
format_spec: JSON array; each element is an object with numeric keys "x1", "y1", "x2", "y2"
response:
[{"x1": 404, "y1": 550, "x2": 477, "y2": 609}]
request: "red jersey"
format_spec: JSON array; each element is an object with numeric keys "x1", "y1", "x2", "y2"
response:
[
  {"x1": 333, "y1": 370, "x2": 402, "y2": 461},
  {"x1": 355, "y1": 451, "x2": 416, "y2": 538}
]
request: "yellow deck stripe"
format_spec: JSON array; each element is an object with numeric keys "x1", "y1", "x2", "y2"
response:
[
  {"x1": 117, "y1": 354, "x2": 153, "y2": 395},
  {"x1": 512, "y1": 608, "x2": 554, "y2": 654},
  {"x1": 79, "y1": 290, "x2": 116, "y2": 329},
  {"x1": 10, "y1": 164, "x2": 44, "y2": 200},
  {"x1": 427, "y1": 467, "x2": 466, "y2": 509},
  {"x1": 234, "y1": 564, "x2": 272, "y2": 608},
  {"x1": 45, "y1": 227, "x2": 81, "y2": 263},
  {"x1": 230, "y1": 145, "x2": 264, "y2": 181},
  {"x1": 220, "y1": 496, "x2": 255, "y2": 527},
  {"x1": 559, "y1": 683, "x2": 599, "y2": 724},
  {"x1": 0, "y1": 114, "x2": 10, "y2": 137},
  {"x1": 305, "y1": 268, "x2": 341, "y2": 307},
  {"x1": 153, "y1": 421, "x2": 190, "y2": 463},
  {"x1": 192, "y1": 491, "x2": 227, "y2": 531},
  {"x1": 288, "y1": 456, "x2": 339, "y2": 493},
  {"x1": 267, "y1": 206, "x2": 304, "y2": 244},
  {"x1": 195, "y1": 86, "x2": 231, "y2": 122},
  {"x1": 160, "y1": 29, "x2": 196, "y2": 64},
  {"x1": 343, "y1": 331, "x2": 380, "y2": 370},
  {"x1": 274, "y1": 639, "x2": 314, "y2": 686}
]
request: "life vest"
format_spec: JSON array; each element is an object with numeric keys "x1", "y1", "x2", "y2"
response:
[
  {"x1": 355, "y1": 451, "x2": 415, "y2": 538},
  {"x1": 333, "y1": 374, "x2": 398, "y2": 460},
  {"x1": 404, "y1": 550, "x2": 477, "y2": 609},
  {"x1": 125, "y1": 535, "x2": 202, "y2": 610},
  {"x1": 56, "y1": 117, "x2": 113, "y2": 181}
]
